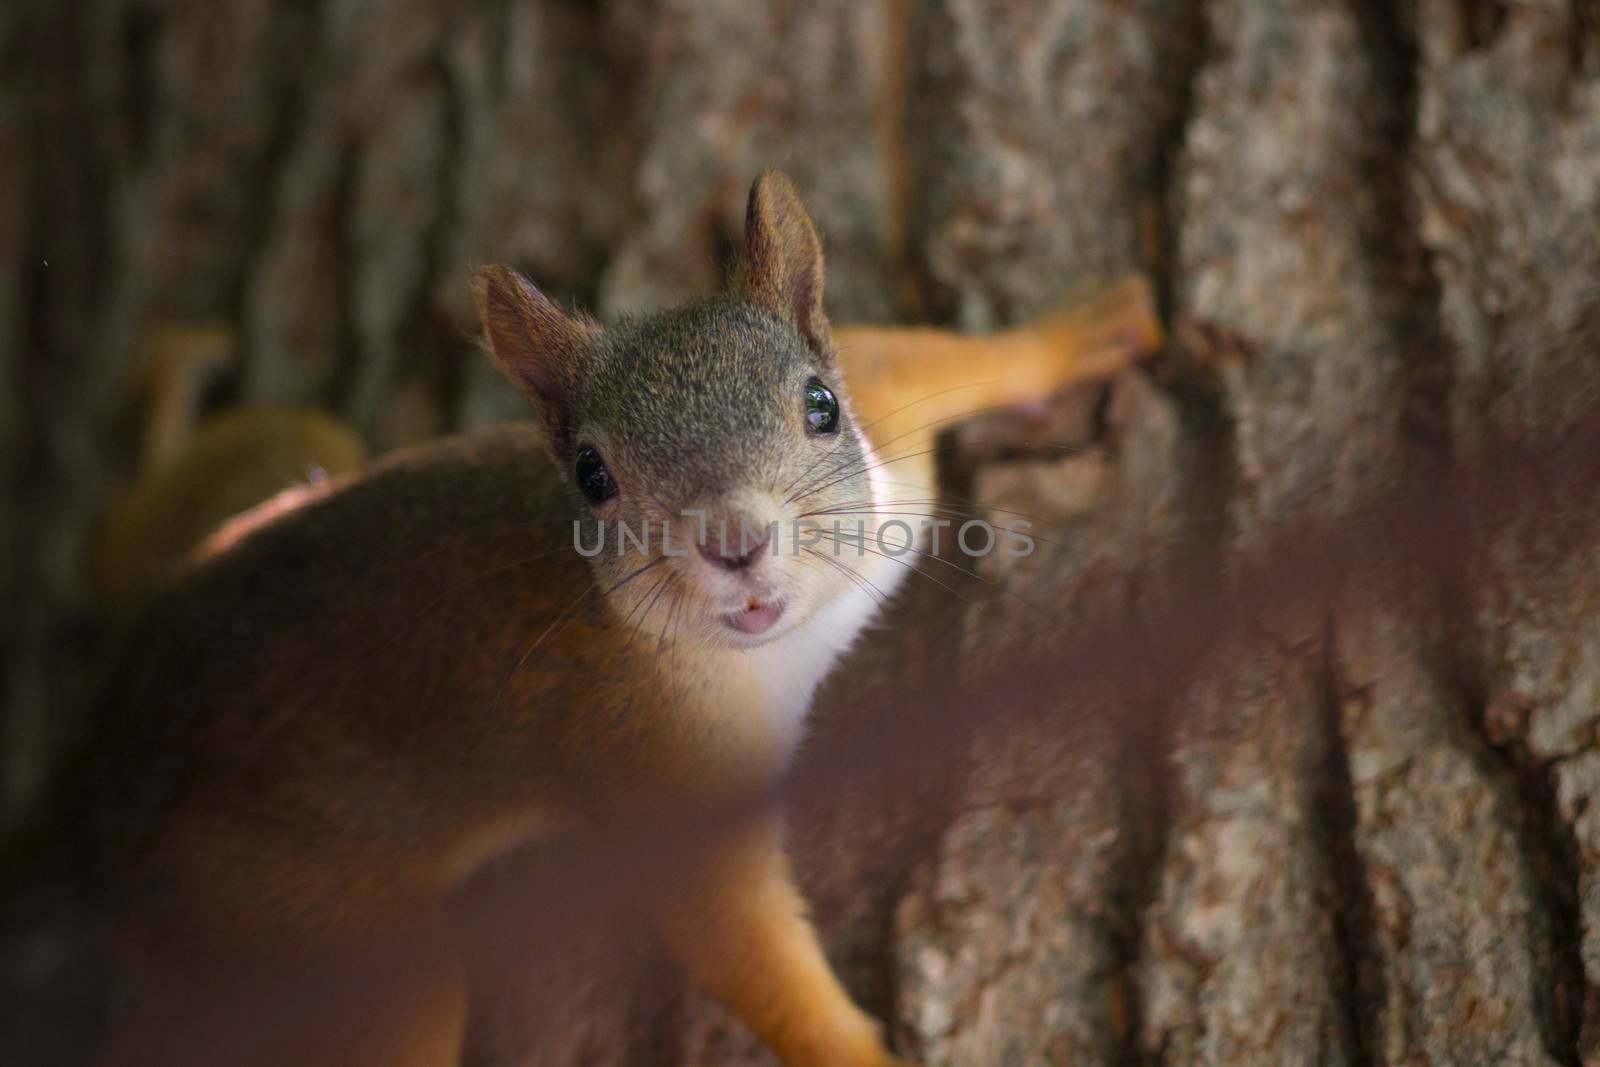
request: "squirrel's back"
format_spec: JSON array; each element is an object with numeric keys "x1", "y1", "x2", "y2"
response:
[
  {"x1": 53, "y1": 426, "x2": 623, "y2": 927},
  {"x1": 1, "y1": 424, "x2": 648, "y2": 1064}
]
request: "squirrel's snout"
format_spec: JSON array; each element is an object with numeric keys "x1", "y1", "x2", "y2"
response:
[
  {"x1": 696, "y1": 527, "x2": 769, "y2": 571},
  {"x1": 687, "y1": 489, "x2": 781, "y2": 577}
]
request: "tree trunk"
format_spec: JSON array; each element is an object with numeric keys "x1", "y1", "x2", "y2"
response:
[{"x1": 5, "y1": 1, "x2": 1599, "y2": 1064}]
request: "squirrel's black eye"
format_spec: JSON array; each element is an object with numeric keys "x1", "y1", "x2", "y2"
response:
[
  {"x1": 574, "y1": 444, "x2": 616, "y2": 503},
  {"x1": 804, "y1": 377, "x2": 840, "y2": 436}
]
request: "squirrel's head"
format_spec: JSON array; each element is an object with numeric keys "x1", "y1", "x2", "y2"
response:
[{"x1": 478, "y1": 172, "x2": 890, "y2": 650}]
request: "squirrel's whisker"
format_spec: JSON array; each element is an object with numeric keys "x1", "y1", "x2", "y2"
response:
[
  {"x1": 809, "y1": 533, "x2": 1031, "y2": 643},
  {"x1": 816, "y1": 530, "x2": 1058, "y2": 621},
  {"x1": 800, "y1": 546, "x2": 888, "y2": 607},
  {"x1": 854, "y1": 379, "x2": 1006, "y2": 438},
  {"x1": 791, "y1": 434, "x2": 1107, "y2": 508},
  {"x1": 779, "y1": 428, "x2": 850, "y2": 499},
  {"x1": 620, "y1": 570, "x2": 673, "y2": 652},
  {"x1": 795, "y1": 502, "x2": 1092, "y2": 558},
  {"x1": 781, "y1": 376, "x2": 1003, "y2": 501},
  {"x1": 496, "y1": 556, "x2": 668, "y2": 710}
]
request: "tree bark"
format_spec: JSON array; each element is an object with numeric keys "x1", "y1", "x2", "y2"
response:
[{"x1": 5, "y1": 1, "x2": 1599, "y2": 1064}]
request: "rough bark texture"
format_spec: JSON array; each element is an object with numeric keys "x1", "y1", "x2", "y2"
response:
[{"x1": 5, "y1": 1, "x2": 1600, "y2": 1064}]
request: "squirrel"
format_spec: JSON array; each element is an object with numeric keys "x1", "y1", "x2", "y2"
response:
[{"x1": 4, "y1": 173, "x2": 1160, "y2": 1067}]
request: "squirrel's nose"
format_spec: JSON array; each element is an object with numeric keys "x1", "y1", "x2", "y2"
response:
[{"x1": 697, "y1": 529, "x2": 768, "y2": 572}]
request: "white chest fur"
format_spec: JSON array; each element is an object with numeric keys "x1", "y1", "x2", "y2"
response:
[{"x1": 710, "y1": 434, "x2": 912, "y2": 763}]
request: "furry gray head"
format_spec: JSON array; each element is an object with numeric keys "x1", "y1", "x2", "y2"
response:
[{"x1": 477, "y1": 172, "x2": 883, "y2": 649}]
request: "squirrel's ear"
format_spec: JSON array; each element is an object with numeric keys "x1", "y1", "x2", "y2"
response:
[
  {"x1": 732, "y1": 171, "x2": 833, "y2": 356},
  {"x1": 477, "y1": 265, "x2": 599, "y2": 441}
]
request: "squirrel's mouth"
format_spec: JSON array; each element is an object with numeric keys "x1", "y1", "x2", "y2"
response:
[{"x1": 723, "y1": 597, "x2": 784, "y2": 636}]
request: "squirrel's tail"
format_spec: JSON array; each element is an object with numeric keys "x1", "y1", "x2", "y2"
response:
[{"x1": 1010, "y1": 274, "x2": 1164, "y2": 386}]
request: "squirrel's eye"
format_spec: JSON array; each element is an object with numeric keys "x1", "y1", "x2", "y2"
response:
[
  {"x1": 575, "y1": 444, "x2": 616, "y2": 503},
  {"x1": 803, "y1": 377, "x2": 840, "y2": 436}
]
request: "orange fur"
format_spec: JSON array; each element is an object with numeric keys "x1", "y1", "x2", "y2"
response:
[{"x1": 657, "y1": 819, "x2": 907, "y2": 1066}]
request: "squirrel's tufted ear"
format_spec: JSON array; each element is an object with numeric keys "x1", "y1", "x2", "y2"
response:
[
  {"x1": 732, "y1": 172, "x2": 833, "y2": 357},
  {"x1": 477, "y1": 265, "x2": 599, "y2": 444}
]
